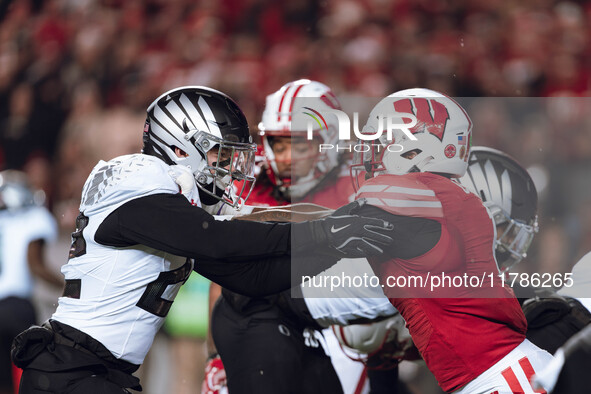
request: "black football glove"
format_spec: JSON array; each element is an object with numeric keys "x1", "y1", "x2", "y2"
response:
[
  {"x1": 295, "y1": 213, "x2": 394, "y2": 258},
  {"x1": 332, "y1": 198, "x2": 368, "y2": 217}
]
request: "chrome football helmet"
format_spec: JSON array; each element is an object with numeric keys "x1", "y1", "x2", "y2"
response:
[
  {"x1": 143, "y1": 86, "x2": 257, "y2": 208},
  {"x1": 458, "y1": 146, "x2": 539, "y2": 272}
]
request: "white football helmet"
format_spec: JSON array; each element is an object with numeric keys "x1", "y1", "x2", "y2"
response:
[
  {"x1": 258, "y1": 79, "x2": 342, "y2": 200},
  {"x1": 143, "y1": 86, "x2": 257, "y2": 208},
  {"x1": 331, "y1": 314, "x2": 412, "y2": 369},
  {"x1": 351, "y1": 88, "x2": 473, "y2": 190},
  {"x1": 458, "y1": 147, "x2": 539, "y2": 272}
]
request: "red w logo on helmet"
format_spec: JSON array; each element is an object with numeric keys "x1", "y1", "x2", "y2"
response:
[{"x1": 393, "y1": 98, "x2": 450, "y2": 141}]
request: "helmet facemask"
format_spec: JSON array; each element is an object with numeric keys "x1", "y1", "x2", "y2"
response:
[
  {"x1": 488, "y1": 202, "x2": 539, "y2": 272},
  {"x1": 190, "y1": 130, "x2": 256, "y2": 208}
]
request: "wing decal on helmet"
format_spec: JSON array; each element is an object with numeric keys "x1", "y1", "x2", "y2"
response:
[
  {"x1": 164, "y1": 98, "x2": 196, "y2": 131},
  {"x1": 484, "y1": 160, "x2": 503, "y2": 211},
  {"x1": 460, "y1": 164, "x2": 478, "y2": 197},
  {"x1": 500, "y1": 169, "x2": 512, "y2": 216},
  {"x1": 466, "y1": 161, "x2": 490, "y2": 202},
  {"x1": 151, "y1": 106, "x2": 185, "y2": 145},
  {"x1": 194, "y1": 96, "x2": 220, "y2": 137},
  {"x1": 179, "y1": 93, "x2": 209, "y2": 133},
  {"x1": 466, "y1": 158, "x2": 514, "y2": 217}
]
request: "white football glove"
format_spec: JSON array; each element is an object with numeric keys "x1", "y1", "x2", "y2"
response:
[{"x1": 169, "y1": 165, "x2": 198, "y2": 201}]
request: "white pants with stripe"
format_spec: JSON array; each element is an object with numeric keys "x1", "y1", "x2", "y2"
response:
[
  {"x1": 322, "y1": 328, "x2": 369, "y2": 394},
  {"x1": 453, "y1": 339, "x2": 554, "y2": 394}
]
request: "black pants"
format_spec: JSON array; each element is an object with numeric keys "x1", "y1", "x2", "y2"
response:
[
  {"x1": 0, "y1": 297, "x2": 36, "y2": 393},
  {"x1": 12, "y1": 321, "x2": 140, "y2": 394},
  {"x1": 552, "y1": 324, "x2": 591, "y2": 394},
  {"x1": 19, "y1": 369, "x2": 129, "y2": 394},
  {"x1": 212, "y1": 296, "x2": 343, "y2": 394}
]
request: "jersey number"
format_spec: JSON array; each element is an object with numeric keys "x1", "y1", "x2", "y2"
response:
[
  {"x1": 136, "y1": 259, "x2": 192, "y2": 317},
  {"x1": 69, "y1": 213, "x2": 89, "y2": 259}
]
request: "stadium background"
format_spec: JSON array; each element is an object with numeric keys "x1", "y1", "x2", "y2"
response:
[{"x1": 1, "y1": 0, "x2": 590, "y2": 393}]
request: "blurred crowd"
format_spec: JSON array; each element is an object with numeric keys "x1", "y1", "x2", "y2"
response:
[{"x1": 1, "y1": 0, "x2": 591, "y2": 303}]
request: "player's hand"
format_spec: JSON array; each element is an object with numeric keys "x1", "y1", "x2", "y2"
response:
[
  {"x1": 332, "y1": 198, "x2": 368, "y2": 216},
  {"x1": 169, "y1": 165, "x2": 196, "y2": 199},
  {"x1": 201, "y1": 355, "x2": 227, "y2": 394},
  {"x1": 308, "y1": 214, "x2": 394, "y2": 258}
]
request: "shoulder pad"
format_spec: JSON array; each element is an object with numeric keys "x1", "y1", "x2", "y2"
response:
[
  {"x1": 356, "y1": 174, "x2": 443, "y2": 218},
  {"x1": 80, "y1": 154, "x2": 180, "y2": 213}
]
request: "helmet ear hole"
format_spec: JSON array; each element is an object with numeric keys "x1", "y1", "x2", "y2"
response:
[{"x1": 173, "y1": 147, "x2": 188, "y2": 157}]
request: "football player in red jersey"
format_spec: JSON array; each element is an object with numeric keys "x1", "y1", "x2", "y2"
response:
[
  {"x1": 206, "y1": 80, "x2": 357, "y2": 394},
  {"x1": 205, "y1": 80, "x2": 408, "y2": 394},
  {"x1": 349, "y1": 89, "x2": 554, "y2": 394}
]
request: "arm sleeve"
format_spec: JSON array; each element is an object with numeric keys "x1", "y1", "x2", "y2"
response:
[
  {"x1": 194, "y1": 254, "x2": 339, "y2": 297},
  {"x1": 355, "y1": 204, "x2": 441, "y2": 259},
  {"x1": 95, "y1": 193, "x2": 290, "y2": 262}
]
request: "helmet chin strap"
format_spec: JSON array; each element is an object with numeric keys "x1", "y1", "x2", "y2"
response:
[{"x1": 197, "y1": 181, "x2": 226, "y2": 206}]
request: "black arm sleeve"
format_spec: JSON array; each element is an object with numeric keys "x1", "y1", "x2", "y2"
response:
[
  {"x1": 355, "y1": 204, "x2": 441, "y2": 259},
  {"x1": 194, "y1": 254, "x2": 339, "y2": 297},
  {"x1": 95, "y1": 193, "x2": 290, "y2": 262}
]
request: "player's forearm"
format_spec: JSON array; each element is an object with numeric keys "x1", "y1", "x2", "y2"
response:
[
  {"x1": 195, "y1": 254, "x2": 339, "y2": 297},
  {"x1": 96, "y1": 193, "x2": 291, "y2": 261}
]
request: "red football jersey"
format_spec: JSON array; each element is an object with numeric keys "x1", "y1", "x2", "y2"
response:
[{"x1": 357, "y1": 172, "x2": 527, "y2": 392}]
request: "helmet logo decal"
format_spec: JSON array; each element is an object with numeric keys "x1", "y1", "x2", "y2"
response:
[
  {"x1": 393, "y1": 98, "x2": 450, "y2": 141},
  {"x1": 195, "y1": 96, "x2": 221, "y2": 137},
  {"x1": 178, "y1": 94, "x2": 209, "y2": 134},
  {"x1": 444, "y1": 144, "x2": 456, "y2": 158}
]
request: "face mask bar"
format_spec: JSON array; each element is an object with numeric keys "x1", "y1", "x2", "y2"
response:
[
  {"x1": 194, "y1": 133, "x2": 257, "y2": 209},
  {"x1": 488, "y1": 203, "x2": 539, "y2": 272}
]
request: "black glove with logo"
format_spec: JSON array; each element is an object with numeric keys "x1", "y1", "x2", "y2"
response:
[{"x1": 294, "y1": 199, "x2": 394, "y2": 258}]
